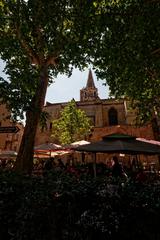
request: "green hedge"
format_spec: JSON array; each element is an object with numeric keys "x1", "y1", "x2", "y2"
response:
[{"x1": 0, "y1": 169, "x2": 160, "y2": 240}]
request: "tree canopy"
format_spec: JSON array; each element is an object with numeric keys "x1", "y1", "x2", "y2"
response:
[
  {"x1": 93, "y1": 0, "x2": 160, "y2": 124},
  {"x1": 0, "y1": 0, "x2": 101, "y2": 119},
  {"x1": 1, "y1": 0, "x2": 159, "y2": 172},
  {"x1": 52, "y1": 99, "x2": 92, "y2": 145},
  {"x1": 0, "y1": 0, "x2": 103, "y2": 173}
]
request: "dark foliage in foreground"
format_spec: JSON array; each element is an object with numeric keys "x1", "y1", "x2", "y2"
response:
[{"x1": 0, "y1": 169, "x2": 160, "y2": 240}]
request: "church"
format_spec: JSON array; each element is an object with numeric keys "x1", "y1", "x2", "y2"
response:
[{"x1": 35, "y1": 69, "x2": 154, "y2": 146}]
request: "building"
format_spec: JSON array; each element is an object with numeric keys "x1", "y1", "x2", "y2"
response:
[
  {"x1": 35, "y1": 69, "x2": 154, "y2": 146},
  {"x1": 0, "y1": 103, "x2": 24, "y2": 152}
]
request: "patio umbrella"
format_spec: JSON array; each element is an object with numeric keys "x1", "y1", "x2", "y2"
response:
[
  {"x1": 34, "y1": 143, "x2": 62, "y2": 151},
  {"x1": 0, "y1": 150, "x2": 18, "y2": 158},
  {"x1": 34, "y1": 150, "x2": 71, "y2": 159},
  {"x1": 64, "y1": 140, "x2": 90, "y2": 149},
  {"x1": 75, "y1": 133, "x2": 160, "y2": 155},
  {"x1": 137, "y1": 138, "x2": 160, "y2": 146},
  {"x1": 34, "y1": 143, "x2": 63, "y2": 157},
  {"x1": 74, "y1": 133, "x2": 160, "y2": 177}
]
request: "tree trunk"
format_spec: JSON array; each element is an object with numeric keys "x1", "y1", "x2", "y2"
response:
[{"x1": 15, "y1": 65, "x2": 49, "y2": 174}]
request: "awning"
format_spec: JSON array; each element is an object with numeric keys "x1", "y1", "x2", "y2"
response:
[{"x1": 75, "y1": 133, "x2": 160, "y2": 155}]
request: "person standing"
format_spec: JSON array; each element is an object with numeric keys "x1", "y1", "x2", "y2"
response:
[
  {"x1": 111, "y1": 156, "x2": 125, "y2": 178},
  {"x1": 43, "y1": 157, "x2": 54, "y2": 176}
]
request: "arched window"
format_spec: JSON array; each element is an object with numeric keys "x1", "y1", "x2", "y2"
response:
[{"x1": 108, "y1": 108, "x2": 118, "y2": 126}]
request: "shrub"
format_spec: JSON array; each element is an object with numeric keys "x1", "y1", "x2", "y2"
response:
[{"x1": 0, "y1": 169, "x2": 160, "y2": 240}]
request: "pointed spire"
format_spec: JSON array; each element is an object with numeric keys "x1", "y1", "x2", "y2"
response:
[
  {"x1": 86, "y1": 69, "x2": 95, "y2": 88},
  {"x1": 80, "y1": 69, "x2": 100, "y2": 101}
]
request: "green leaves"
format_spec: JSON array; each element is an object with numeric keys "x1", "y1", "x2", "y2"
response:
[
  {"x1": 0, "y1": 0, "x2": 105, "y2": 120},
  {"x1": 0, "y1": 0, "x2": 106, "y2": 172},
  {"x1": 93, "y1": 0, "x2": 160, "y2": 123},
  {"x1": 52, "y1": 99, "x2": 92, "y2": 144},
  {"x1": 1, "y1": 170, "x2": 160, "y2": 239},
  {"x1": 0, "y1": 56, "x2": 39, "y2": 119}
]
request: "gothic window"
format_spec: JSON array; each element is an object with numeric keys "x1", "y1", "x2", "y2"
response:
[{"x1": 108, "y1": 108, "x2": 118, "y2": 126}]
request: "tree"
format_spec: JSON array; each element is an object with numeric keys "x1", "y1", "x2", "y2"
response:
[
  {"x1": 0, "y1": 0, "x2": 102, "y2": 173},
  {"x1": 92, "y1": 0, "x2": 160, "y2": 139},
  {"x1": 52, "y1": 99, "x2": 92, "y2": 145}
]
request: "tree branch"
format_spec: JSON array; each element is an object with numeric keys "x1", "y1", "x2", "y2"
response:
[
  {"x1": 46, "y1": 54, "x2": 60, "y2": 67},
  {"x1": 15, "y1": 23, "x2": 40, "y2": 65}
]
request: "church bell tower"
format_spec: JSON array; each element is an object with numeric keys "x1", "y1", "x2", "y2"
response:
[{"x1": 80, "y1": 69, "x2": 100, "y2": 101}]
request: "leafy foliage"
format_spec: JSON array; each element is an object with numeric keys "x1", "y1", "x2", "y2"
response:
[
  {"x1": 0, "y1": 0, "x2": 104, "y2": 172},
  {"x1": 93, "y1": 0, "x2": 160, "y2": 123},
  {"x1": 52, "y1": 99, "x2": 92, "y2": 144},
  {"x1": 0, "y1": 169, "x2": 160, "y2": 240},
  {"x1": 0, "y1": 0, "x2": 102, "y2": 119},
  {"x1": 39, "y1": 111, "x2": 50, "y2": 129},
  {"x1": 0, "y1": 58, "x2": 39, "y2": 120}
]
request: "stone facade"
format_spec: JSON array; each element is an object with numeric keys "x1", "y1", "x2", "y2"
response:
[
  {"x1": 0, "y1": 103, "x2": 24, "y2": 151},
  {"x1": 35, "y1": 70, "x2": 154, "y2": 146}
]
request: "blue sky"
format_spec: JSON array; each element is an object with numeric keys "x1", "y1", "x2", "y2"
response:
[
  {"x1": 46, "y1": 68, "x2": 109, "y2": 103},
  {"x1": 0, "y1": 60, "x2": 109, "y2": 104}
]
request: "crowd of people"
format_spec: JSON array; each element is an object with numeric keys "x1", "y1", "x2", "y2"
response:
[
  {"x1": 0, "y1": 155, "x2": 157, "y2": 183},
  {"x1": 33, "y1": 155, "x2": 153, "y2": 183}
]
